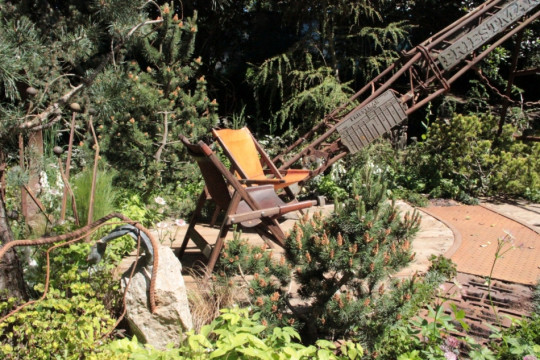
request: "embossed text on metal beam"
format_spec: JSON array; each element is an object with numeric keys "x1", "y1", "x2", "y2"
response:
[
  {"x1": 438, "y1": 0, "x2": 540, "y2": 70},
  {"x1": 336, "y1": 90, "x2": 407, "y2": 154}
]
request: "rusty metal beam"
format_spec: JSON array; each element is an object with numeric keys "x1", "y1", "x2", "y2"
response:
[
  {"x1": 276, "y1": 0, "x2": 540, "y2": 181},
  {"x1": 513, "y1": 67, "x2": 540, "y2": 76}
]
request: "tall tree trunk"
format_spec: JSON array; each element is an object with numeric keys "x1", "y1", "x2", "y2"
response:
[
  {"x1": 25, "y1": 129, "x2": 47, "y2": 233},
  {"x1": 0, "y1": 194, "x2": 28, "y2": 301}
]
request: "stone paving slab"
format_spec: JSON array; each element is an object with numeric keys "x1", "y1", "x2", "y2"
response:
[
  {"x1": 420, "y1": 204, "x2": 540, "y2": 285},
  {"x1": 147, "y1": 201, "x2": 454, "y2": 288},
  {"x1": 392, "y1": 201, "x2": 453, "y2": 278},
  {"x1": 481, "y1": 200, "x2": 540, "y2": 233}
]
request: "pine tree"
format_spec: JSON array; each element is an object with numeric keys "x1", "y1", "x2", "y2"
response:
[
  {"x1": 217, "y1": 165, "x2": 421, "y2": 343},
  {"x1": 0, "y1": 0, "x2": 203, "y2": 300},
  {"x1": 0, "y1": 0, "x2": 147, "y2": 301},
  {"x1": 284, "y1": 166, "x2": 420, "y2": 341},
  {"x1": 90, "y1": 4, "x2": 218, "y2": 195}
]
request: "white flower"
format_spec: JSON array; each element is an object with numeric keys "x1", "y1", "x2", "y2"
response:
[
  {"x1": 154, "y1": 196, "x2": 166, "y2": 205},
  {"x1": 452, "y1": 278, "x2": 463, "y2": 289},
  {"x1": 156, "y1": 221, "x2": 168, "y2": 229},
  {"x1": 55, "y1": 171, "x2": 64, "y2": 189},
  {"x1": 502, "y1": 229, "x2": 514, "y2": 240},
  {"x1": 175, "y1": 219, "x2": 187, "y2": 227},
  {"x1": 444, "y1": 352, "x2": 457, "y2": 360},
  {"x1": 39, "y1": 171, "x2": 50, "y2": 190}
]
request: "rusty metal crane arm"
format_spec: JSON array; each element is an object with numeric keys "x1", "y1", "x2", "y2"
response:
[{"x1": 274, "y1": 0, "x2": 540, "y2": 179}]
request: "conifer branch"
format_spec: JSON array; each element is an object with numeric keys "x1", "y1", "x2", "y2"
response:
[
  {"x1": 154, "y1": 111, "x2": 171, "y2": 162},
  {"x1": 32, "y1": 115, "x2": 63, "y2": 132},
  {"x1": 19, "y1": 84, "x2": 84, "y2": 130},
  {"x1": 38, "y1": 74, "x2": 78, "y2": 105},
  {"x1": 18, "y1": 18, "x2": 164, "y2": 132}
]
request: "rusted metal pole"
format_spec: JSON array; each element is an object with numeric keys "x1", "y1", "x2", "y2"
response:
[
  {"x1": 57, "y1": 157, "x2": 80, "y2": 226},
  {"x1": 274, "y1": 0, "x2": 505, "y2": 165},
  {"x1": 0, "y1": 152, "x2": 5, "y2": 202},
  {"x1": 275, "y1": 0, "x2": 539, "y2": 181},
  {"x1": 279, "y1": 53, "x2": 422, "y2": 170},
  {"x1": 447, "y1": 10, "x2": 540, "y2": 85},
  {"x1": 421, "y1": 0, "x2": 505, "y2": 51},
  {"x1": 21, "y1": 185, "x2": 53, "y2": 224},
  {"x1": 408, "y1": 10, "x2": 540, "y2": 115},
  {"x1": 274, "y1": 62, "x2": 400, "y2": 163},
  {"x1": 87, "y1": 115, "x2": 99, "y2": 227},
  {"x1": 60, "y1": 111, "x2": 77, "y2": 221}
]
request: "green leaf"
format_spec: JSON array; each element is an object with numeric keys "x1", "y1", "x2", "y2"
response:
[{"x1": 239, "y1": 347, "x2": 273, "y2": 360}]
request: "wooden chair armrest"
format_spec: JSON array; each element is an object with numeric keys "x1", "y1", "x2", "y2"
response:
[
  {"x1": 228, "y1": 199, "x2": 317, "y2": 224},
  {"x1": 239, "y1": 178, "x2": 286, "y2": 185},
  {"x1": 285, "y1": 169, "x2": 311, "y2": 174},
  {"x1": 264, "y1": 169, "x2": 311, "y2": 175}
]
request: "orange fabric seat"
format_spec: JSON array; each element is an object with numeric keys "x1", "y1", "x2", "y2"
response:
[{"x1": 212, "y1": 127, "x2": 310, "y2": 191}]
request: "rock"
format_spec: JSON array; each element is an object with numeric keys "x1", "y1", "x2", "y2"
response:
[{"x1": 121, "y1": 245, "x2": 193, "y2": 350}]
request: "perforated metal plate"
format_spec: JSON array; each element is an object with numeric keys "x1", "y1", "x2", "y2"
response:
[{"x1": 336, "y1": 90, "x2": 407, "y2": 154}]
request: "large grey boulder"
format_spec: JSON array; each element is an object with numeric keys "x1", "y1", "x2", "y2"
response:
[{"x1": 121, "y1": 245, "x2": 193, "y2": 350}]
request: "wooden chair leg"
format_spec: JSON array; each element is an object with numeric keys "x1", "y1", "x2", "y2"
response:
[
  {"x1": 253, "y1": 227, "x2": 277, "y2": 249},
  {"x1": 206, "y1": 192, "x2": 242, "y2": 274},
  {"x1": 284, "y1": 186, "x2": 296, "y2": 201},
  {"x1": 210, "y1": 206, "x2": 221, "y2": 227},
  {"x1": 284, "y1": 186, "x2": 304, "y2": 215},
  {"x1": 206, "y1": 223, "x2": 229, "y2": 274},
  {"x1": 259, "y1": 218, "x2": 286, "y2": 247},
  {"x1": 178, "y1": 191, "x2": 207, "y2": 259}
]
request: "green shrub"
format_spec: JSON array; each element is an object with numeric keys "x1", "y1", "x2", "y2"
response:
[
  {"x1": 0, "y1": 287, "x2": 117, "y2": 359},
  {"x1": 0, "y1": 217, "x2": 137, "y2": 359},
  {"x1": 376, "y1": 302, "x2": 540, "y2": 360},
  {"x1": 490, "y1": 315, "x2": 540, "y2": 360},
  {"x1": 116, "y1": 191, "x2": 165, "y2": 228},
  {"x1": 308, "y1": 160, "x2": 349, "y2": 201},
  {"x1": 401, "y1": 113, "x2": 540, "y2": 201},
  {"x1": 217, "y1": 165, "x2": 428, "y2": 350},
  {"x1": 427, "y1": 254, "x2": 457, "y2": 279},
  {"x1": 0, "y1": 237, "x2": 126, "y2": 359},
  {"x1": 106, "y1": 307, "x2": 364, "y2": 359}
]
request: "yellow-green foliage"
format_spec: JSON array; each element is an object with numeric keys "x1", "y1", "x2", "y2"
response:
[
  {"x1": 0, "y1": 239, "x2": 125, "y2": 359},
  {"x1": 492, "y1": 140, "x2": 540, "y2": 199},
  {"x1": 0, "y1": 289, "x2": 116, "y2": 359},
  {"x1": 72, "y1": 168, "x2": 118, "y2": 223},
  {"x1": 106, "y1": 307, "x2": 364, "y2": 359},
  {"x1": 405, "y1": 113, "x2": 540, "y2": 201}
]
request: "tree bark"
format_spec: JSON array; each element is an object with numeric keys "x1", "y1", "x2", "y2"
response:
[
  {"x1": 0, "y1": 195, "x2": 28, "y2": 301},
  {"x1": 25, "y1": 128, "x2": 47, "y2": 233}
]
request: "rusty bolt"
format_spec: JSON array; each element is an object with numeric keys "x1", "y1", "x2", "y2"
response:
[{"x1": 53, "y1": 146, "x2": 63, "y2": 156}]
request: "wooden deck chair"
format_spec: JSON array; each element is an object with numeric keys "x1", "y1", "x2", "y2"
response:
[
  {"x1": 212, "y1": 127, "x2": 311, "y2": 200},
  {"x1": 178, "y1": 135, "x2": 316, "y2": 273}
]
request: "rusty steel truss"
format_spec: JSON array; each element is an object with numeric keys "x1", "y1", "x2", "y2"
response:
[{"x1": 274, "y1": 0, "x2": 540, "y2": 178}]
